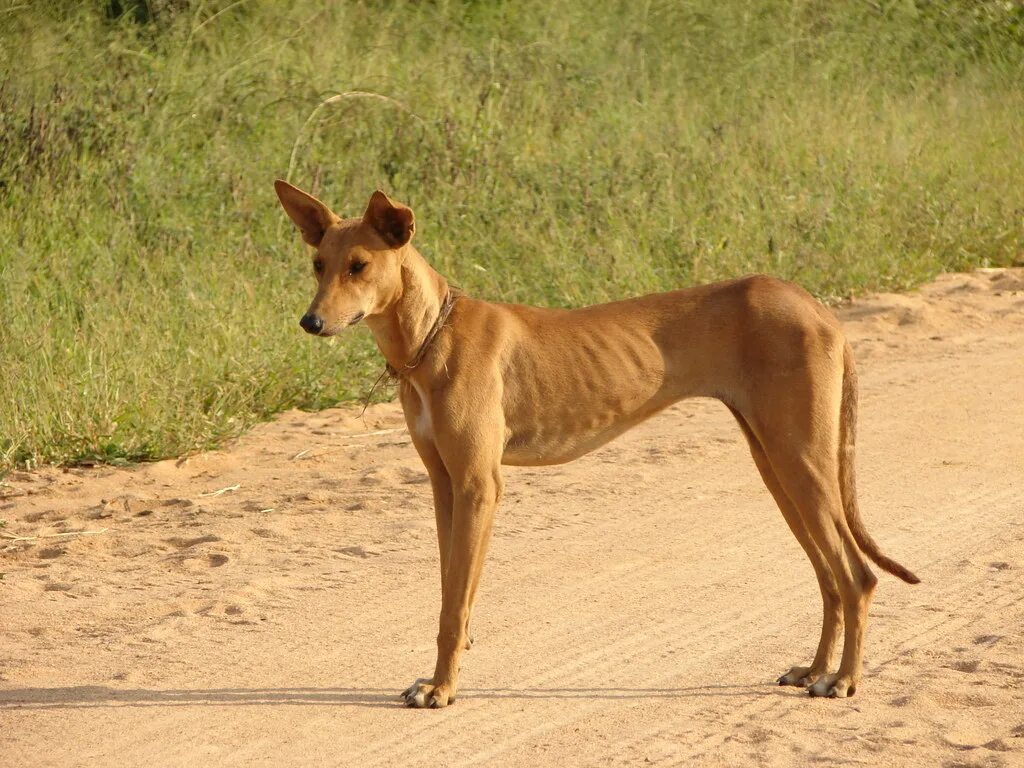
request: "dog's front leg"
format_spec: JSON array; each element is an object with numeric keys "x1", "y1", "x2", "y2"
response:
[{"x1": 403, "y1": 464, "x2": 502, "y2": 708}]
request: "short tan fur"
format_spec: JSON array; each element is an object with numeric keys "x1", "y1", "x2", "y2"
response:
[{"x1": 275, "y1": 180, "x2": 919, "y2": 707}]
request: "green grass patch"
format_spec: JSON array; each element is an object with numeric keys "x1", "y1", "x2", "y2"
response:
[{"x1": 2, "y1": 0, "x2": 1023, "y2": 472}]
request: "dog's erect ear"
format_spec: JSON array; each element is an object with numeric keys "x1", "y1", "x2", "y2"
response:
[
  {"x1": 362, "y1": 190, "x2": 415, "y2": 248},
  {"x1": 274, "y1": 179, "x2": 336, "y2": 247}
]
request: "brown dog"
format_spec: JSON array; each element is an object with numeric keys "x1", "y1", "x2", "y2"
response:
[{"x1": 274, "y1": 180, "x2": 919, "y2": 708}]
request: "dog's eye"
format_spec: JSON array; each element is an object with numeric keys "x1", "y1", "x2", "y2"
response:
[
  {"x1": 312, "y1": 258, "x2": 324, "y2": 275},
  {"x1": 349, "y1": 261, "x2": 367, "y2": 276}
]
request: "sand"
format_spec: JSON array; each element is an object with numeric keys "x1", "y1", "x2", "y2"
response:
[{"x1": 2, "y1": 268, "x2": 1023, "y2": 767}]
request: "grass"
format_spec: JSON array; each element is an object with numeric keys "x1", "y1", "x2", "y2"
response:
[{"x1": 1, "y1": 0, "x2": 1023, "y2": 472}]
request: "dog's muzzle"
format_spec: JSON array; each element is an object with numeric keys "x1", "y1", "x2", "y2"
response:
[{"x1": 299, "y1": 313, "x2": 324, "y2": 335}]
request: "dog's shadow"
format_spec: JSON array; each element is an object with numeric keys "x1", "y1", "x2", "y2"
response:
[{"x1": 0, "y1": 683, "x2": 777, "y2": 710}]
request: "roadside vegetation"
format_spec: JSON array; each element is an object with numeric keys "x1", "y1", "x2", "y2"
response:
[{"x1": 2, "y1": 0, "x2": 1022, "y2": 471}]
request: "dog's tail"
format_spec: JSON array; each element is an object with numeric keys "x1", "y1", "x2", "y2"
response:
[{"x1": 839, "y1": 342, "x2": 920, "y2": 584}]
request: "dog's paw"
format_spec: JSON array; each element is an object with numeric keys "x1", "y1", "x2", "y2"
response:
[
  {"x1": 806, "y1": 673, "x2": 857, "y2": 698},
  {"x1": 401, "y1": 678, "x2": 455, "y2": 709},
  {"x1": 777, "y1": 665, "x2": 823, "y2": 687}
]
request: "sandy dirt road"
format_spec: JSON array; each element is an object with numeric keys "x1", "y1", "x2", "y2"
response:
[{"x1": 2, "y1": 269, "x2": 1023, "y2": 767}]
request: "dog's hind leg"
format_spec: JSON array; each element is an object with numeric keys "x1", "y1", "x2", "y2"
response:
[
  {"x1": 728, "y1": 407, "x2": 842, "y2": 688},
  {"x1": 753, "y1": 400, "x2": 877, "y2": 698}
]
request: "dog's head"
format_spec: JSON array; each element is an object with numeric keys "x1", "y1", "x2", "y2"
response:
[{"x1": 274, "y1": 180, "x2": 416, "y2": 336}]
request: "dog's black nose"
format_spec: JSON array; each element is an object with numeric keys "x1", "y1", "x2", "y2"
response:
[{"x1": 299, "y1": 313, "x2": 324, "y2": 335}]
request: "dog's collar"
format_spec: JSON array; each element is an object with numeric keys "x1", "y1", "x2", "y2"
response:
[{"x1": 384, "y1": 287, "x2": 461, "y2": 379}]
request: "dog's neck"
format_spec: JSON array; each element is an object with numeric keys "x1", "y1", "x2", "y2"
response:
[{"x1": 364, "y1": 247, "x2": 449, "y2": 373}]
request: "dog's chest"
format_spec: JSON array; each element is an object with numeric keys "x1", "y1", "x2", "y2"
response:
[{"x1": 404, "y1": 379, "x2": 432, "y2": 440}]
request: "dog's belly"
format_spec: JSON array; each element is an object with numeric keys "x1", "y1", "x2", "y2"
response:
[
  {"x1": 501, "y1": 414, "x2": 663, "y2": 466},
  {"x1": 500, "y1": 375, "x2": 679, "y2": 466}
]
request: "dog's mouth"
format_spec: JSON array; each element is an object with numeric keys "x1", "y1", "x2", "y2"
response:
[{"x1": 312, "y1": 312, "x2": 365, "y2": 337}]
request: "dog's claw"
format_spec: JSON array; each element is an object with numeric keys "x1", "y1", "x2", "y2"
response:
[
  {"x1": 778, "y1": 665, "x2": 826, "y2": 688},
  {"x1": 806, "y1": 673, "x2": 855, "y2": 698},
  {"x1": 807, "y1": 686, "x2": 839, "y2": 698},
  {"x1": 401, "y1": 678, "x2": 454, "y2": 709},
  {"x1": 401, "y1": 677, "x2": 427, "y2": 701}
]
